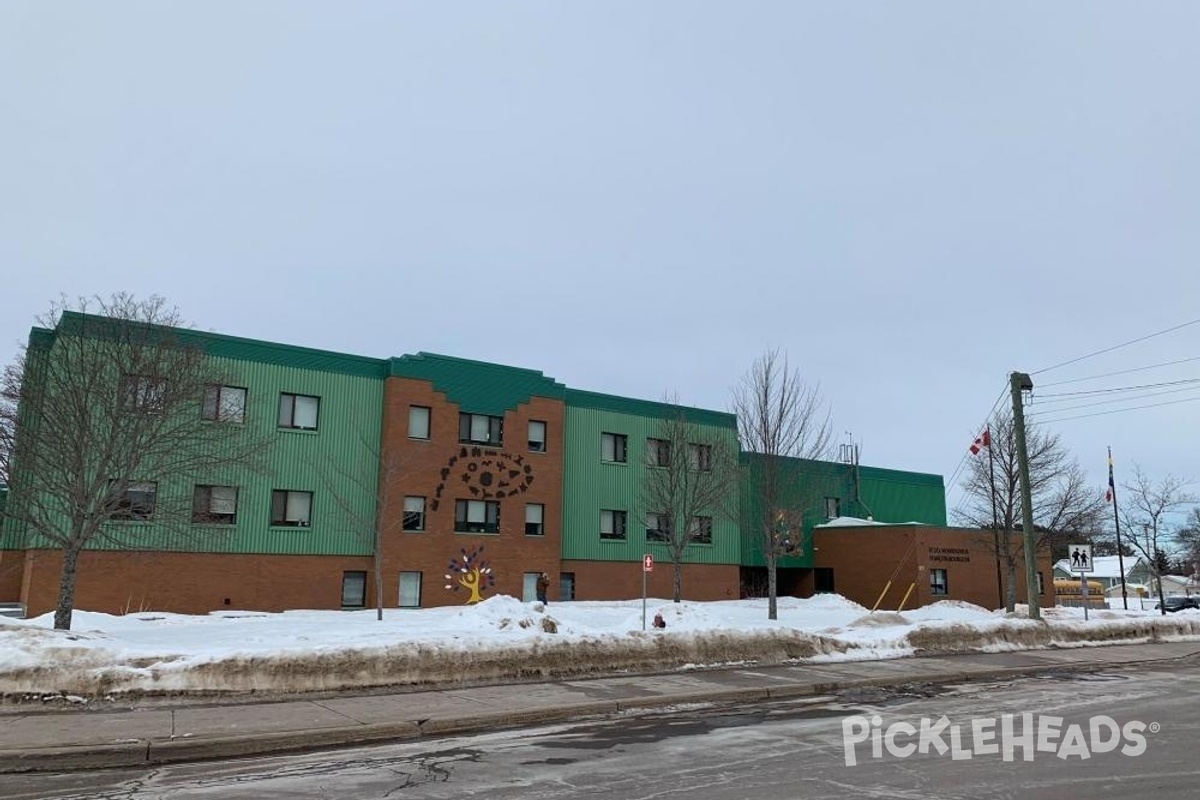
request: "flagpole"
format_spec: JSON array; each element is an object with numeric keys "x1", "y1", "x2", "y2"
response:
[
  {"x1": 987, "y1": 425, "x2": 1004, "y2": 609},
  {"x1": 1109, "y1": 446, "x2": 1128, "y2": 610}
]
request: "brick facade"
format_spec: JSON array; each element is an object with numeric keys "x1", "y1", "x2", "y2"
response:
[
  {"x1": 377, "y1": 377, "x2": 566, "y2": 607},
  {"x1": 809, "y1": 525, "x2": 1054, "y2": 610},
  {"x1": 562, "y1": 560, "x2": 740, "y2": 602}
]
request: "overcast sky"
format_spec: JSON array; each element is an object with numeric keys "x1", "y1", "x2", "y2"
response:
[{"x1": 3, "y1": 3, "x2": 1198, "y2": 516}]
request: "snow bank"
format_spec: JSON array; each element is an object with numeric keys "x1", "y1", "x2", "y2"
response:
[{"x1": 2, "y1": 596, "x2": 1197, "y2": 699}]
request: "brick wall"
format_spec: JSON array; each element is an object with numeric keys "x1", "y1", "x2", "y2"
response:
[
  {"x1": 377, "y1": 377, "x2": 566, "y2": 606},
  {"x1": 562, "y1": 560, "x2": 739, "y2": 602},
  {"x1": 0, "y1": 550, "x2": 23, "y2": 603}
]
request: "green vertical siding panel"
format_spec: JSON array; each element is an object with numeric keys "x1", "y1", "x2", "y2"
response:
[
  {"x1": 80, "y1": 355, "x2": 384, "y2": 556},
  {"x1": 858, "y1": 468, "x2": 947, "y2": 526},
  {"x1": 563, "y1": 405, "x2": 740, "y2": 565},
  {"x1": 739, "y1": 455, "x2": 855, "y2": 569}
]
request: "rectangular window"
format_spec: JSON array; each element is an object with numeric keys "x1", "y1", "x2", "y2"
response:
[
  {"x1": 646, "y1": 438, "x2": 672, "y2": 468},
  {"x1": 825, "y1": 497, "x2": 841, "y2": 519},
  {"x1": 455, "y1": 499, "x2": 500, "y2": 533},
  {"x1": 600, "y1": 432, "x2": 627, "y2": 463},
  {"x1": 600, "y1": 509, "x2": 627, "y2": 541},
  {"x1": 688, "y1": 443, "x2": 713, "y2": 472},
  {"x1": 402, "y1": 496, "x2": 426, "y2": 531},
  {"x1": 120, "y1": 374, "x2": 166, "y2": 413},
  {"x1": 192, "y1": 485, "x2": 239, "y2": 524},
  {"x1": 399, "y1": 572, "x2": 422, "y2": 608},
  {"x1": 646, "y1": 512, "x2": 671, "y2": 543},
  {"x1": 341, "y1": 571, "x2": 367, "y2": 608},
  {"x1": 108, "y1": 481, "x2": 157, "y2": 520},
  {"x1": 278, "y1": 393, "x2": 320, "y2": 430},
  {"x1": 525, "y1": 503, "x2": 545, "y2": 536},
  {"x1": 689, "y1": 515, "x2": 713, "y2": 545},
  {"x1": 408, "y1": 405, "x2": 431, "y2": 439},
  {"x1": 271, "y1": 489, "x2": 313, "y2": 527},
  {"x1": 930, "y1": 568, "x2": 948, "y2": 596},
  {"x1": 202, "y1": 385, "x2": 247, "y2": 423},
  {"x1": 458, "y1": 413, "x2": 503, "y2": 446},
  {"x1": 559, "y1": 572, "x2": 576, "y2": 602},
  {"x1": 523, "y1": 572, "x2": 540, "y2": 602},
  {"x1": 528, "y1": 420, "x2": 547, "y2": 452}
]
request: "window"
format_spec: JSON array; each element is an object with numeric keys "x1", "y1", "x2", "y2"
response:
[
  {"x1": 408, "y1": 405, "x2": 431, "y2": 440},
  {"x1": 522, "y1": 572, "x2": 540, "y2": 602},
  {"x1": 1037, "y1": 571, "x2": 1045, "y2": 596},
  {"x1": 646, "y1": 438, "x2": 672, "y2": 468},
  {"x1": 402, "y1": 496, "x2": 426, "y2": 531},
  {"x1": 120, "y1": 374, "x2": 165, "y2": 413},
  {"x1": 525, "y1": 503, "x2": 545, "y2": 536},
  {"x1": 192, "y1": 485, "x2": 239, "y2": 524},
  {"x1": 814, "y1": 568, "x2": 836, "y2": 593},
  {"x1": 271, "y1": 489, "x2": 312, "y2": 527},
  {"x1": 601, "y1": 432, "x2": 628, "y2": 463},
  {"x1": 109, "y1": 481, "x2": 157, "y2": 520},
  {"x1": 459, "y1": 413, "x2": 503, "y2": 446},
  {"x1": 688, "y1": 515, "x2": 713, "y2": 545},
  {"x1": 559, "y1": 572, "x2": 575, "y2": 601},
  {"x1": 455, "y1": 499, "x2": 500, "y2": 533},
  {"x1": 202, "y1": 385, "x2": 247, "y2": 423},
  {"x1": 930, "y1": 568, "x2": 948, "y2": 596},
  {"x1": 278, "y1": 393, "x2": 320, "y2": 430},
  {"x1": 600, "y1": 509, "x2": 627, "y2": 541},
  {"x1": 825, "y1": 497, "x2": 841, "y2": 519},
  {"x1": 646, "y1": 512, "x2": 671, "y2": 543},
  {"x1": 688, "y1": 443, "x2": 713, "y2": 472},
  {"x1": 399, "y1": 572, "x2": 422, "y2": 608},
  {"x1": 341, "y1": 571, "x2": 367, "y2": 608},
  {"x1": 528, "y1": 420, "x2": 547, "y2": 452}
]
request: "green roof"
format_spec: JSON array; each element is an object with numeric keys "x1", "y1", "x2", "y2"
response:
[
  {"x1": 390, "y1": 352, "x2": 566, "y2": 416},
  {"x1": 565, "y1": 388, "x2": 737, "y2": 428}
]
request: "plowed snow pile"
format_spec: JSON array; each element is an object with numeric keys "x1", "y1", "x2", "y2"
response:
[{"x1": 2, "y1": 595, "x2": 1197, "y2": 697}]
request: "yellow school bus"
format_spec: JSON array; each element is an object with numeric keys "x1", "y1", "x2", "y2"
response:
[{"x1": 1054, "y1": 578, "x2": 1106, "y2": 608}]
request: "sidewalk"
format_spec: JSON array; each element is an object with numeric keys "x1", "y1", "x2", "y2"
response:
[{"x1": 2, "y1": 641, "x2": 1198, "y2": 774}]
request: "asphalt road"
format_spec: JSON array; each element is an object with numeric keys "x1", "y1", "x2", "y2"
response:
[{"x1": 5, "y1": 659, "x2": 1200, "y2": 800}]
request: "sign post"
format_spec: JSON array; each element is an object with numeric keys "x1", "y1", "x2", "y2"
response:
[
  {"x1": 642, "y1": 554, "x2": 654, "y2": 631},
  {"x1": 1068, "y1": 543, "x2": 1093, "y2": 621}
]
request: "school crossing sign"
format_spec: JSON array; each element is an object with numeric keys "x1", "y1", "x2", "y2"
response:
[{"x1": 1067, "y1": 543, "x2": 1093, "y2": 574}]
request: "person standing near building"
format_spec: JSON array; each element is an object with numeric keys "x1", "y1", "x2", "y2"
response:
[{"x1": 535, "y1": 572, "x2": 550, "y2": 604}]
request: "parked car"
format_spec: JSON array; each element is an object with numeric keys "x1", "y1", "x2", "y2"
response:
[{"x1": 1154, "y1": 596, "x2": 1200, "y2": 612}]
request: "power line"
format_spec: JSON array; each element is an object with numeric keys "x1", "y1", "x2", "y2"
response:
[
  {"x1": 1038, "y1": 356, "x2": 1200, "y2": 388},
  {"x1": 1030, "y1": 316, "x2": 1200, "y2": 376},
  {"x1": 944, "y1": 383, "x2": 1008, "y2": 516},
  {"x1": 1032, "y1": 377, "x2": 1200, "y2": 401},
  {"x1": 1035, "y1": 394, "x2": 1200, "y2": 425},
  {"x1": 1027, "y1": 383, "x2": 1200, "y2": 416}
]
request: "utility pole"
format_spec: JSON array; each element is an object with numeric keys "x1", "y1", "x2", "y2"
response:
[
  {"x1": 1010, "y1": 371, "x2": 1040, "y2": 621},
  {"x1": 986, "y1": 424, "x2": 1004, "y2": 609},
  {"x1": 1108, "y1": 447, "x2": 1128, "y2": 610}
]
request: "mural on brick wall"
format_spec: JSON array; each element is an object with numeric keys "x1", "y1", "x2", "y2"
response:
[
  {"x1": 445, "y1": 545, "x2": 495, "y2": 604},
  {"x1": 429, "y1": 447, "x2": 535, "y2": 511}
]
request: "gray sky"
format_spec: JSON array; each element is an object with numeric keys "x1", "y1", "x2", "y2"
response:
[{"x1": 4, "y1": 3, "x2": 1199, "y2": 517}]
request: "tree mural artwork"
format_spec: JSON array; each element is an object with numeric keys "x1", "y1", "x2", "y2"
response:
[{"x1": 445, "y1": 545, "x2": 496, "y2": 604}]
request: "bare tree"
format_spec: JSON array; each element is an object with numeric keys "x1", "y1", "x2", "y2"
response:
[
  {"x1": 957, "y1": 411, "x2": 1105, "y2": 611},
  {"x1": 1120, "y1": 466, "x2": 1196, "y2": 615},
  {"x1": 314, "y1": 428, "x2": 409, "y2": 621},
  {"x1": 731, "y1": 349, "x2": 834, "y2": 620},
  {"x1": 639, "y1": 397, "x2": 739, "y2": 603},
  {"x1": 0, "y1": 294, "x2": 267, "y2": 630}
]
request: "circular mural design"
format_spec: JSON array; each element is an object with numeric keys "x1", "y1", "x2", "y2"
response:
[{"x1": 430, "y1": 446, "x2": 535, "y2": 511}]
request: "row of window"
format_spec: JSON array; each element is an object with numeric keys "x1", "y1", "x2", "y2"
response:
[
  {"x1": 601, "y1": 510, "x2": 713, "y2": 544},
  {"x1": 600, "y1": 433, "x2": 712, "y2": 470},
  {"x1": 341, "y1": 570, "x2": 579, "y2": 608},
  {"x1": 111, "y1": 482, "x2": 316, "y2": 527}
]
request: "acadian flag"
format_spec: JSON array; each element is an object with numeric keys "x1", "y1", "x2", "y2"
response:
[
  {"x1": 969, "y1": 428, "x2": 991, "y2": 455},
  {"x1": 1105, "y1": 449, "x2": 1116, "y2": 503}
]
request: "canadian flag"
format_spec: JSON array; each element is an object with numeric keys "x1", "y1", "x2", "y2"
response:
[{"x1": 969, "y1": 429, "x2": 991, "y2": 455}]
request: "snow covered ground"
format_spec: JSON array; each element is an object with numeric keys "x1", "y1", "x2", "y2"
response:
[{"x1": 2, "y1": 595, "x2": 1198, "y2": 699}]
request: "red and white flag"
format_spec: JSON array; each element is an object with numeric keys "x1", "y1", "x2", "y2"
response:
[{"x1": 969, "y1": 428, "x2": 991, "y2": 455}]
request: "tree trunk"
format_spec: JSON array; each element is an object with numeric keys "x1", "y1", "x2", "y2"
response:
[
  {"x1": 1005, "y1": 558, "x2": 1018, "y2": 613},
  {"x1": 673, "y1": 560, "x2": 682, "y2": 603},
  {"x1": 767, "y1": 554, "x2": 778, "y2": 620},
  {"x1": 1155, "y1": 570, "x2": 1167, "y2": 616},
  {"x1": 54, "y1": 545, "x2": 81, "y2": 630},
  {"x1": 374, "y1": 544, "x2": 384, "y2": 622}
]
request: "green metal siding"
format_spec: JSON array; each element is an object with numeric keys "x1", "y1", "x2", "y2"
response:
[
  {"x1": 562, "y1": 405, "x2": 740, "y2": 564},
  {"x1": 565, "y1": 388, "x2": 737, "y2": 429},
  {"x1": 389, "y1": 352, "x2": 565, "y2": 416},
  {"x1": 738, "y1": 455, "x2": 947, "y2": 567}
]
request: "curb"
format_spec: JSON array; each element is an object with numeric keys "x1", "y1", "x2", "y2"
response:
[{"x1": 0, "y1": 658, "x2": 1155, "y2": 775}]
